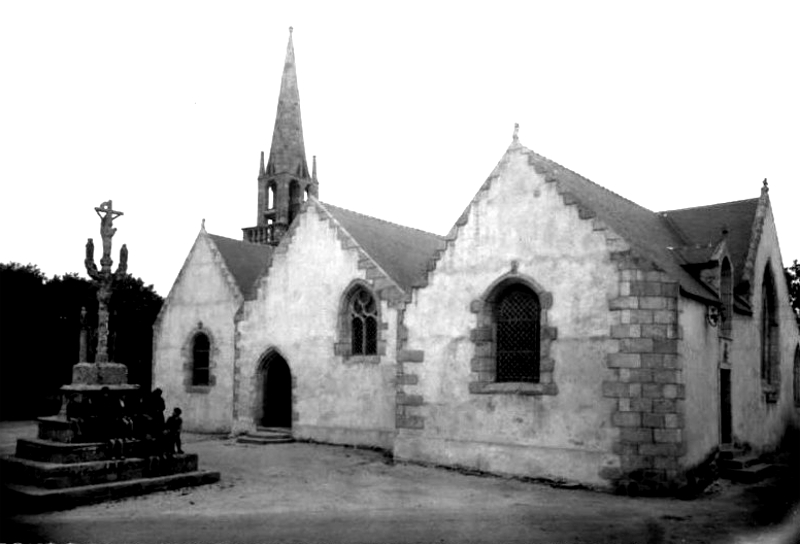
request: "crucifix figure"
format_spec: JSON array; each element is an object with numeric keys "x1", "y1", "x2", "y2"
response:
[
  {"x1": 95, "y1": 200, "x2": 124, "y2": 268},
  {"x1": 85, "y1": 201, "x2": 127, "y2": 363}
]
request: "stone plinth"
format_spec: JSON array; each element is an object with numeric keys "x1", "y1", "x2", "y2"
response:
[{"x1": 71, "y1": 362, "x2": 129, "y2": 385}]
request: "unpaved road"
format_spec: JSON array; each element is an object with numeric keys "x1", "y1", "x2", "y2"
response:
[{"x1": 1, "y1": 421, "x2": 798, "y2": 544}]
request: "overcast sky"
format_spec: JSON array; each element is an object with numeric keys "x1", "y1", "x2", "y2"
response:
[{"x1": 1, "y1": 1, "x2": 798, "y2": 297}]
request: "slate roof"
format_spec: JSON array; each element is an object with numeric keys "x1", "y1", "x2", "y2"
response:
[
  {"x1": 207, "y1": 234, "x2": 273, "y2": 298},
  {"x1": 321, "y1": 203, "x2": 445, "y2": 292},
  {"x1": 524, "y1": 148, "x2": 719, "y2": 302},
  {"x1": 659, "y1": 198, "x2": 759, "y2": 286}
]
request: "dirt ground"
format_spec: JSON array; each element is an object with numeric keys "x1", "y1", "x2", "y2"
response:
[{"x1": 1, "y1": 421, "x2": 798, "y2": 544}]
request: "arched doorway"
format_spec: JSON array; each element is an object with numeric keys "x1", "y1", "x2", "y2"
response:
[{"x1": 258, "y1": 351, "x2": 292, "y2": 428}]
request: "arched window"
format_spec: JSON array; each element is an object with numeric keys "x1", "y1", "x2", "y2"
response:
[
  {"x1": 288, "y1": 180, "x2": 302, "y2": 224},
  {"x1": 267, "y1": 182, "x2": 276, "y2": 210},
  {"x1": 793, "y1": 345, "x2": 800, "y2": 407},
  {"x1": 761, "y1": 264, "x2": 779, "y2": 386},
  {"x1": 192, "y1": 333, "x2": 210, "y2": 386},
  {"x1": 494, "y1": 284, "x2": 540, "y2": 382},
  {"x1": 720, "y1": 258, "x2": 733, "y2": 338},
  {"x1": 350, "y1": 288, "x2": 378, "y2": 355}
]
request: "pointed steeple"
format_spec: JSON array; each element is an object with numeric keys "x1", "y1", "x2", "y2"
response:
[
  {"x1": 244, "y1": 27, "x2": 316, "y2": 246},
  {"x1": 266, "y1": 27, "x2": 309, "y2": 178}
]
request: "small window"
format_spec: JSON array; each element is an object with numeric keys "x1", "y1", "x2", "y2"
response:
[
  {"x1": 192, "y1": 333, "x2": 210, "y2": 386},
  {"x1": 350, "y1": 288, "x2": 378, "y2": 355},
  {"x1": 794, "y1": 346, "x2": 800, "y2": 407},
  {"x1": 494, "y1": 284, "x2": 540, "y2": 382},
  {"x1": 761, "y1": 265, "x2": 779, "y2": 386},
  {"x1": 267, "y1": 183, "x2": 276, "y2": 210}
]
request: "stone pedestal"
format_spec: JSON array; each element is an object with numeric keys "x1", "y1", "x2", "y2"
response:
[{"x1": 0, "y1": 361, "x2": 220, "y2": 511}]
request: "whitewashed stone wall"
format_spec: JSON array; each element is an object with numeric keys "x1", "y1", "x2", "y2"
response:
[
  {"x1": 396, "y1": 148, "x2": 622, "y2": 487},
  {"x1": 233, "y1": 204, "x2": 397, "y2": 449},
  {"x1": 152, "y1": 233, "x2": 240, "y2": 433}
]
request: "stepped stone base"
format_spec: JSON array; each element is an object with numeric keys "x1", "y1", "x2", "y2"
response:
[
  {"x1": 3, "y1": 411, "x2": 221, "y2": 511},
  {"x1": 2, "y1": 453, "x2": 200, "y2": 489},
  {"x1": 4, "y1": 470, "x2": 220, "y2": 512},
  {"x1": 237, "y1": 427, "x2": 294, "y2": 445}
]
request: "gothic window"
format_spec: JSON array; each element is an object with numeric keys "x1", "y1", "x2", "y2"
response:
[
  {"x1": 192, "y1": 333, "x2": 210, "y2": 386},
  {"x1": 494, "y1": 284, "x2": 540, "y2": 382},
  {"x1": 335, "y1": 283, "x2": 384, "y2": 361},
  {"x1": 720, "y1": 258, "x2": 733, "y2": 338},
  {"x1": 760, "y1": 264, "x2": 780, "y2": 388},
  {"x1": 267, "y1": 182, "x2": 276, "y2": 210},
  {"x1": 350, "y1": 288, "x2": 378, "y2": 355}
]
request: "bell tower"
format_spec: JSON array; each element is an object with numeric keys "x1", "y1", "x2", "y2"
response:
[{"x1": 244, "y1": 27, "x2": 318, "y2": 245}]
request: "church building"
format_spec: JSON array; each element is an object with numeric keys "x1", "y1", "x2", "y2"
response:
[{"x1": 153, "y1": 30, "x2": 800, "y2": 491}]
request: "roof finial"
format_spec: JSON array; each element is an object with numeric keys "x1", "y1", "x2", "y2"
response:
[
  {"x1": 513, "y1": 123, "x2": 519, "y2": 142},
  {"x1": 762, "y1": 178, "x2": 769, "y2": 192},
  {"x1": 289, "y1": 26, "x2": 293, "y2": 35},
  {"x1": 201, "y1": 218, "x2": 206, "y2": 231}
]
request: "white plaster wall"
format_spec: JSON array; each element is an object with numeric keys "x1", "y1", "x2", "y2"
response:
[
  {"x1": 152, "y1": 235, "x2": 239, "y2": 433},
  {"x1": 234, "y1": 205, "x2": 397, "y2": 449},
  {"x1": 731, "y1": 209, "x2": 800, "y2": 448},
  {"x1": 397, "y1": 149, "x2": 621, "y2": 486},
  {"x1": 679, "y1": 298, "x2": 720, "y2": 466}
]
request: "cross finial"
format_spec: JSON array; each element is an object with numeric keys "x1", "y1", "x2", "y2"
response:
[
  {"x1": 201, "y1": 218, "x2": 206, "y2": 230},
  {"x1": 513, "y1": 123, "x2": 519, "y2": 142},
  {"x1": 289, "y1": 26, "x2": 293, "y2": 35}
]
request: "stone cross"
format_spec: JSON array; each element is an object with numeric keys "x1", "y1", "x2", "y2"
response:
[{"x1": 85, "y1": 201, "x2": 128, "y2": 363}]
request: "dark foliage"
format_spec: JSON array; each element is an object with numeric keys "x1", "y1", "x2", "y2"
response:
[
  {"x1": 786, "y1": 259, "x2": 799, "y2": 322},
  {"x1": 0, "y1": 262, "x2": 162, "y2": 420}
]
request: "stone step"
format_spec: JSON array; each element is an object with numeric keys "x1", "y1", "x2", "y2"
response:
[
  {"x1": 237, "y1": 434, "x2": 294, "y2": 445},
  {"x1": 718, "y1": 454, "x2": 762, "y2": 470},
  {"x1": 15, "y1": 438, "x2": 152, "y2": 464},
  {"x1": 719, "y1": 462, "x2": 775, "y2": 483},
  {"x1": 3, "y1": 470, "x2": 221, "y2": 512},
  {"x1": 1, "y1": 453, "x2": 199, "y2": 489},
  {"x1": 717, "y1": 445, "x2": 745, "y2": 460}
]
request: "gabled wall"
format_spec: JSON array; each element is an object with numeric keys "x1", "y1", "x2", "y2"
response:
[
  {"x1": 395, "y1": 146, "x2": 622, "y2": 487},
  {"x1": 731, "y1": 207, "x2": 800, "y2": 448},
  {"x1": 233, "y1": 204, "x2": 398, "y2": 449},
  {"x1": 152, "y1": 233, "x2": 240, "y2": 433}
]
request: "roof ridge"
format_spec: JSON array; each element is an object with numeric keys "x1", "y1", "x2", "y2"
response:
[
  {"x1": 207, "y1": 232, "x2": 271, "y2": 247},
  {"x1": 319, "y1": 201, "x2": 445, "y2": 240},
  {"x1": 522, "y1": 145, "x2": 655, "y2": 213},
  {"x1": 659, "y1": 197, "x2": 759, "y2": 214}
]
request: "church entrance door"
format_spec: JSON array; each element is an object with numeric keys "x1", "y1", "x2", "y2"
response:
[
  {"x1": 259, "y1": 352, "x2": 292, "y2": 428},
  {"x1": 719, "y1": 368, "x2": 732, "y2": 444}
]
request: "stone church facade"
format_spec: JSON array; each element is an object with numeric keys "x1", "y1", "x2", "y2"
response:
[{"x1": 153, "y1": 30, "x2": 800, "y2": 490}]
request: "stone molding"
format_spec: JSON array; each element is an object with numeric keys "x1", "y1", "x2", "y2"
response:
[
  {"x1": 394, "y1": 307, "x2": 425, "y2": 430},
  {"x1": 468, "y1": 271, "x2": 558, "y2": 396},
  {"x1": 333, "y1": 279, "x2": 388, "y2": 363},
  {"x1": 602, "y1": 253, "x2": 686, "y2": 493},
  {"x1": 180, "y1": 322, "x2": 220, "y2": 392}
]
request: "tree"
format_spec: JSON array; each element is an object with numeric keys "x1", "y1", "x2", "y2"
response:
[
  {"x1": 0, "y1": 263, "x2": 49, "y2": 419},
  {"x1": 0, "y1": 262, "x2": 163, "y2": 420},
  {"x1": 786, "y1": 259, "x2": 800, "y2": 323}
]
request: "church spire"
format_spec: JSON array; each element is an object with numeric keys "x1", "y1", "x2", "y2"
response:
[
  {"x1": 244, "y1": 27, "x2": 316, "y2": 246},
  {"x1": 266, "y1": 26, "x2": 309, "y2": 178}
]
